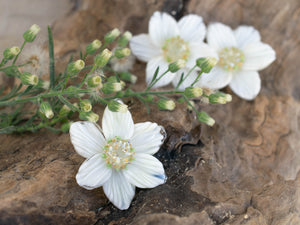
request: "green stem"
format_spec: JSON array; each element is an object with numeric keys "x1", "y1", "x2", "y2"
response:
[
  {"x1": 79, "y1": 65, "x2": 97, "y2": 88},
  {"x1": 12, "y1": 41, "x2": 26, "y2": 65},
  {"x1": 176, "y1": 65, "x2": 197, "y2": 89},
  {"x1": 0, "y1": 89, "x2": 92, "y2": 107},
  {"x1": 191, "y1": 70, "x2": 204, "y2": 87},
  {"x1": 145, "y1": 69, "x2": 170, "y2": 91}
]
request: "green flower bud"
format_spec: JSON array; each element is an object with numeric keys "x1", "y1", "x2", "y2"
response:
[
  {"x1": 114, "y1": 48, "x2": 131, "y2": 59},
  {"x1": 95, "y1": 49, "x2": 112, "y2": 67},
  {"x1": 196, "y1": 57, "x2": 218, "y2": 73},
  {"x1": 67, "y1": 60, "x2": 85, "y2": 75},
  {"x1": 37, "y1": 79, "x2": 50, "y2": 89},
  {"x1": 119, "y1": 72, "x2": 137, "y2": 84},
  {"x1": 80, "y1": 99, "x2": 92, "y2": 112},
  {"x1": 102, "y1": 82, "x2": 122, "y2": 94},
  {"x1": 23, "y1": 24, "x2": 40, "y2": 42},
  {"x1": 197, "y1": 111, "x2": 215, "y2": 126},
  {"x1": 79, "y1": 111, "x2": 99, "y2": 123},
  {"x1": 87, "y1": 75, "x2": 102, "y2": 88},
  {"x1": 107, "y1": 100, "x2": 128, "y2": 113},
  {"x1": 40, "y1": 101, "x2": 54, "y2": 119},
  {"x1": 209, "y1": 93, "x2": 227, "y2": 104},
  {"x1": 59, "y1": 105, "x2": 71, "y2": 117},
  {"x1": 118, "y1": 31, "x2": 132, "y2": 47},
  {"x1": 104, "y1": 28, "x2": 120, "y2": 44},
  {"x1": 20, "y1": 72, "x2": 39, "y2": 86},
  {"x1": 158, "y1": 99, "x2": 176, "y2": 111},
  {"x1": 184, "y1": 87, "x2": 203, "y2": 98},
  {"x1": 86, "y1": 39, "x2": 102, "y2": 55},
  {"x1": 3, "y1": 46, "x2": 20, "y2": 60},
  {"x1": 61, "y1": 121, "x2": 71, "y2": 133},
  {"x1": 168, "y1": 59, "x2": 186, "y2": 73},
  {"x1": 216, "y1": 92, "x2": 232, "y2": 102}
]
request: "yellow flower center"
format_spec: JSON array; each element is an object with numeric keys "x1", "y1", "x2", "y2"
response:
[
  {"x1": 103, "y1": 137, "x2": 135, "y2": 170},
  {"x1": 218, "y1": 47, "x2": 245, "y2": 72},
  {"x1": 162, "y1": 36, "x2": 190, "y2": 63}
]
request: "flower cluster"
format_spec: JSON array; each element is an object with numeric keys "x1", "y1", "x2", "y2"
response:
[{"x1": 130, "y1": 11, "x2": 276, "y2": 100}]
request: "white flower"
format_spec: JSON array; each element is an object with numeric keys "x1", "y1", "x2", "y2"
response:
[
  {"x1": 70, "y1": 106, "x2": 166, "y2": 210},
  {"x1": 198, "y1": 23, "x2": 276, "y2": 100},
  {"x1": 130, "y1": 11, "x2": 217, "y2": 90}
]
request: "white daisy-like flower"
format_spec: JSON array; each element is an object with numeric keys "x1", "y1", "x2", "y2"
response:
[
  {"x1": 198, "y1": 23, "x2": 276, "y2": 100},
  {"x1": 70, "y1": 106, "x2": 166, "y2": 210},
  {"x1": 130, "y1": 11, "x2": 217, "y2": 90}
]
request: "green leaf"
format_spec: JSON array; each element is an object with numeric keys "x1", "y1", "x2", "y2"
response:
[{"x1": 48, "y1": 26, "x2": 55, "y2": 89}]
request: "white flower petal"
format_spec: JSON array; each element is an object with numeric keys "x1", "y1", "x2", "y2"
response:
[
  {"x1": 207, "y1": 23, "x2": 237, "y2": 51},
  {"x1": 149, "y1": 11, "x2": 180, "y2": 47},
  {"x1": 242, "y1": 42, "x2": 276, "y2": 71},
  {"x1": 229, "y1": 70, "x2": 261, "y2": 100},
  {"x1": 124, "y1": 153, "x2": 166, "y2": 189},
  {"x1": 131, "y1": 122, "x2": 165, "y2": 155},
  {"x1": 70, "y1": 121, "x2": 106, "y2": 158},
  {"x1": 172, "y1": 69, "x2": 199, "y2": 90},
  {"x1": 76, "y1": 153, "x2": 112, "y2": 190},
  {"x1": 178, "y1": 14, "x2": 206, "y2": 42},
  {"x1": 103, "y1": 170, "x2": 135, "y2": 210},
  {"x1": 129, "y1": 34, "x2": 161, "y2": 62},
  {"x1": 234, "y1": 25, "x2": 261, "y2": 48},
  {"x1": 102, "y1": 106, "x2": 134, "y2": 140},
  {"x1": 197, "y1": 66, "x2": 232, "y2": 89},
  {"x1": 146, "y1": 56, "x2": 175, "y2": 88},
  {"x1": 186, "y1": 42, "x2": 218, "y2": 68}
]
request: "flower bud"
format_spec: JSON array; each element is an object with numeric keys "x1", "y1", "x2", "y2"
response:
[
  {"x1": 67, "y1": 60, "x2": 85, "y2": 75},
  {"x1": 118, "y1": 31, "x2": 132, "y2": 47},
  {"x1": 216, "y1": 92, "x2": 232, "y2": 102},
  {"x1": 80, "y1": 99, "x2": 92, "y2": 112},
  {"x1": 196, "y1": 57, "x2": 218, "y2": 73},
  {"x1": 102, "y1": 82, "x2": 122, "y2": 94},
  {"x1": 37, "y1": 79, "x2": 50, "y2": 89},
  {"x1": 208, "y1": 93, "x2": 227, "y2": 104},
  {"x1": 119, "y1": 72, "x2": 137, "y2": 84},
  {"x1": 87, "y1": 75, "x2": 102, "y2": 88},
  {"x1": 86, "y1": 39, "x2": 102, "y2": 55},
  {"x1": 158, "y1": 99, "x2": 176, "y2": 111},
  {"x1": 168, "y1": 59, "x2": 186, "y2": 73},
  {"x1": 3, "y1": 46, "x2": 20, "y2": 60},
  {"x1": 114, "y1": 48, "x2": 131, "y2": 59},
  {"x1": 40, "y1": 101, "x2": 54, "y2": 119},
  {"x1": 184, "y1": 87, "x2": 203, "y2": 98},
  {"x1": 20, "y1": 72, "x2": 39, "y2": 86},
  {"x1": 59, "y1": 105, "x2": 71, "y2": 117},
  {"x1": 23, "y1": 24, "x2": 40, "y2": 42},
  {"x1": 61, "y1": 121, "x2": 71, "y2": 133},
  {"x1": 104, "y1": 28, "x2": 121, "y2": 44},
  {"x1": 95, "y1": 49, "x2": 112, "y2": 67},
  {"x1": 197, "y1": 111, "x2": 215, "y2": 126},
  {"x1": 79, "y1": 111, "x2": 99, "y2": 123},
  {"x1": 107, "y1": 100, "x2": 128, "y2": 113}
]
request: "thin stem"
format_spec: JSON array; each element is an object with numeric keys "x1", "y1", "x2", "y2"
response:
[
  {"x1": 0, "y1": 89, "x2": 92, "y2": 107},
  {"x1": 176, "y1": 65, "x2": 197, "y2": 89},
  {"x1": 79, "y1": 65, "x2": 97, "y2": 88},
  {"x1": 12, "y1": 41, "x2": 26, "y2": 65},
  {"x1": 191, "y1": 70, "x2": 204, "y2": 87},
  {"x1": 145, "y1": 69, "x2": 170, "y2": 92}
]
